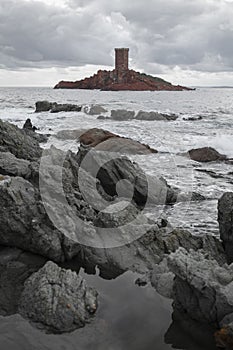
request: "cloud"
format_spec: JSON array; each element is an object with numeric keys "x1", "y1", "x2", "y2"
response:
[{"x1": 0, "y1": 0, "x2": 233, "y2": 83}]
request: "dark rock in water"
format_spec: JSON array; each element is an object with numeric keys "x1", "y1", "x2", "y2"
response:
[
  {"x1": 35, "y1": 101, "x2": 82, "y2": 113},
  {"x1": 109, "y1": 109, "x2": 177, "y2": 121},
  {"x1": 135, "y1": 110, "x2": 178, "y2": 121},
  {"x1": 23, "y1": 118, "x2": 37, "y2": 131},
  {"x1": 183, "y1": 115, "x2": 203, "y2": 121},
  {"x1": 0, "y1": 119, "x2": 42, "y2": 160},
  {"x1": 111, "y1": 109, "x2": 135, "y2": 120},
  {"x1": 50, "y1": 103, "x2": 82, "y2": 113},
  {"x1": 168, "y1": 248, "x2": 233, "y2": 325},
  {"x1": 19, "y1": 261, "x2": 98, "y2": 333},
  {"x1": 218, "y1": 192, "x2": 233, "y2": 263},
  {"x1": 78, "y1": 128, "x2": 157, "y2": 154},
  {"x1": 84, "y1": 105, "x2": 107, "y2": 115},
  {"x1": 35, "y1": 101, "x2": 54, "y2": 112},
  {"x1": 188, "y1": 147, "x2": 227, "y2": 162}
]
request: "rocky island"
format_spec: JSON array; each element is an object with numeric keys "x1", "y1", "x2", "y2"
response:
[{"x1": 54, "y1": 48, "x2": 192, "y2": 91}]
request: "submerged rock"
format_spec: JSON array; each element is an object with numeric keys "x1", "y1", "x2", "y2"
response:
[
  {"x1": 78, "y1": 128, "x2": 157, "y2": 155},
  {"x1": 19, "y1": 261, "x2": 98, "y2": 333},
  {"x1": 188, "y1": 147, "x2": 227, "y2": 162},
  {"x1": 218, "y1": 192, "x2": 233, "y2": 264}
]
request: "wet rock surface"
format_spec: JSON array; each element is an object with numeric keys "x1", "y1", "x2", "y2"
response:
[
  {"x1": 188, "y1": 146, "x2": 227, "y2": 162},
  {"x1": 218, "y1": 192, "x2": 233, "y2": 263},
  {"x1": 35, "y1": 101, "x2": 82, "y2": 113}
]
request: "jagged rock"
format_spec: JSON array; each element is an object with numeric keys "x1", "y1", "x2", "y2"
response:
[
  {"x1": 188, "y1": 147, "x2": 227, "y2": 162},
  {"x1": 168, "y1": 248, "x2": 233, "y2": 324},
  {"x1": 135, "y1": 110, "x2": 178, "y2": 121},
  {"x1": 35, "y1": 101, "x2": 81, "y2": 113},
  {"x1": 0, "y1": 119, "x2": 42, "y2": 161},
  {"x1": 218, "y1": 192, "x2": 233, "y2": 264},
  {"x1": 78, "y1": 128, "x2": 157, "y2": 154},
  {"x1": 84, "y1": 105, "x2": 107, "y2": 115},
  {"x1": 110, "y1": 109, "x2": 135, "y2": 120},
  {"x1": 19, "y1": 261, "x2": 98, "y2": 333}
]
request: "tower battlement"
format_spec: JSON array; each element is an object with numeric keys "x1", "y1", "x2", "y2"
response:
[{"x1": 115, "y1": 48, "x2": 129, "y2": 72}]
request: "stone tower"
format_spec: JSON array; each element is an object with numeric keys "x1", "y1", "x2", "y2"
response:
[{"x1": 115, "y1": 48, "x2": 129, "y2": 72}]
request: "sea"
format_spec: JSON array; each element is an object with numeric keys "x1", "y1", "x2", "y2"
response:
[{"x1": 0, "y1": 86, "x2": 232, "y2": 349}]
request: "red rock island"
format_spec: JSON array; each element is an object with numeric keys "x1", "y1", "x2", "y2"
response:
[{"x1": 54, "y1": 48, "x2": 192, "y2": 91}]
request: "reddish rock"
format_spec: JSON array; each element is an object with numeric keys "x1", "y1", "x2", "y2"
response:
[
  {"x1": 54, "y1": 69, "x2": 192, "y2": 91},
  {"x1": 78, "y1": 128, "x2": 157, "y2": 155},
  {"x1": 54, "y1": 48, "x2": 193, "y2": 91}
]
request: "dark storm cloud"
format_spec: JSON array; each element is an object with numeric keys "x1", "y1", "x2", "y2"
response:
[{"x1": 1, "y1": 0, "x2": 233, "y2": 73}]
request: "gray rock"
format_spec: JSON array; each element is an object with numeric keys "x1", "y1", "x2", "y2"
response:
[
  {"x1": 84, "y1": 105, "x2": 107, "y2": 115},
  {"x1": 188, "y1": 147, "x2": 227, "y2": 162},
  {"x1": 111, "y1": 109, "x2": 135, "y2": 120},
  {"x1": 55, "y1": 129, "x2": 88, "y2": 140},
  {"x1": 150, "y1": 258, "x2": 174, "y2": 298},
  {"x1": 35, "y1": 101, "x2": 82, "y2": 113},
  {"x1": 0, "y1": 119, "x2": 42, "y2": 161},
  {"x1": 0, "y1": 176, "x2": 64, "y2": 261},
  {"x1": 35, "y1": 101, "x2": 53, "y2": 112},
  {"x1": 168, "y1": 248, "x2": 233, "y2": 324},
  {"x1": 218, "y1": 192, "x2": 233, "y2": 263},
  {"x1": 0, "y1": 152, "x2": 31, "y2": 177},
  {"x1": 50, "y1": 103, "x2": 82, "y2": 113},
  {"x1": 19, "y1": 261, "x2": 98, "y2": 333},
  {"x1": 135, "y1": 110, "x2": 177, "y2": 121},
  {"x1": 94, "y1": 137, "x2": 157, "y2": 155},
  {"x1": 76, "y1": 148, "x2": 172, "y2": 207}
]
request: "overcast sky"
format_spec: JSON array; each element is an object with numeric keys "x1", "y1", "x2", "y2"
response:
[{"x1": 1, "y1": 0, "x2": 233, "y2": 86}]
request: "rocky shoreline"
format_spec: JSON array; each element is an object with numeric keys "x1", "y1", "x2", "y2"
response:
[{"x1": 0, "y1": 114, "x2": 233, "y2": 348}]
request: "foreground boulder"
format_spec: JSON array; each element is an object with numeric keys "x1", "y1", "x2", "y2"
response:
[
  {"x1": 78, "y1": 128, "x2": 157, "y2": 155},
  {"x1": 218, "y1": 192, "x2": 233, "y2": 263},
  {"x1": 19, "y1": 261, "x2": 98, "y2": 333},
  {"x1": 168, "y1": 248, "x2": 233, "y2": 325},
  {"x1": 0, "y1": 119, "x2": 42, "y2": 161},
  {"x1": 35, "y1": 101, "x2": 82, "y2": 113},
  {"x1": 188, "y1": 147, "x2": 227, "y2": 162}
]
